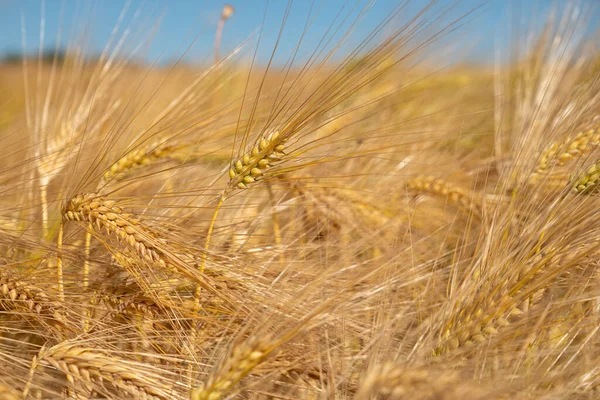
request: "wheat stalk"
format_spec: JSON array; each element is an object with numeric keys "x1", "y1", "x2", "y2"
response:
[
  {"x1": 56, "y1": 222, "x2": 64, "y2": 302},
  {"x1": 214, "y1": 5, "x2": 235, "y2": 64},
  {"x1": 190, "y1": 130, "x2": 289, "y2": 378},
  {"x1": 200, "y1": 129, "x2": 288, "y2": 262}
]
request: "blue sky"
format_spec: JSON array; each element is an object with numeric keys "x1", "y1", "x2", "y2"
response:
[{"x1": 0, "y1": 1, "x2": 598, "y2": 66}]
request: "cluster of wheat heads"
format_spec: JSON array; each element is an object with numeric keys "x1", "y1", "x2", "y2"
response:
[{"x1": 2, "y1": 1, "x2": 600, "y2": 399}]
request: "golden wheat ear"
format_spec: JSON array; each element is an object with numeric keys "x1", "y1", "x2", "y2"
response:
[
  {"x1": 61, "y1": 193, "x2": 237, "y2": 306},
  {"x1": 356, "y1": 363, "x2": 495, "y2": 400},
  {"x1": 571, "y1": 159, "x2": 600, "y2": 194},
  {"x1": 191, "y1": 335, "x2": 273, "y2": 400},
  {"x1": 0, "y1": 269, "x2": 52, "y2": 315},
  {"x1": 33, "y1": 343, "x2": 177, "y2": 399},
  {"x1": 228, "y1": 130, "x2": 286, "y2": 190},
  {"x1": 407, "y1": 175, "x2": 483, "y2": 217},
  {"x1": 538, "y1": 128, "x2": 600, "y2": 173},
  {"x1": 100, "y1": 141, "x2": 186, "y2": 186}
]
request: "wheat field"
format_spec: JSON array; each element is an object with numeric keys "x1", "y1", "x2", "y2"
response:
[{"x1": 1, "y1": 1, "x2": 600, "y2": 399}]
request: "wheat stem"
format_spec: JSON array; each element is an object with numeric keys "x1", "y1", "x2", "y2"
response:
[
  {"x1": 214, "y1": 5, "x2": 234, "y2": 64},
  {"x1": 199, "y1": 194, "x2": 226, "y2": 276},
  {"x1": 267, "y1": 184, "x2": 284, "y2": 265},
  {"x1": 57, "y1": 221, "x2": 64, "y2": 302},
  {"x1": 193, "y1": 193, "x2": 226, "y2": 312},
  {"x1": 41, "y1": 184, "x2": 49, "y2": 239},
  {"x1": 189, "y1": 193, "x2": 226, "y2": 386},
  {"x1": 83, "y1": 226, "x2": 92, "y2": 290}
]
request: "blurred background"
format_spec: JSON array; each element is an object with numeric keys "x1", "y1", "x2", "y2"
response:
[{"x1": 1, "y1": 0, "x2": 598, "y2": 68}]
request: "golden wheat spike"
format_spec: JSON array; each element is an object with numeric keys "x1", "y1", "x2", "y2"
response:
[
  {"x1": 228, "y1": 130, "x2": 286, "y2": 190},
  {"x1": 191, "y1": 335, "x2": 272, "y2": 400},
  {"x1": 36, "y1": 343, "x2": 176, "y2": 399},
  {"x1": 534, "y1": 127, "x2": 600, "y2": 176},
  {"x1": 0, "y1": 272, "x2": 52, "y2": 315},
  {"x1": 356, "y1": 363, "x2": 492, "y2": 400},
  {"x1": 572, "y1": 159, "x2": 600, "y2": 194},
  {"x1": 407, "y1": 175, "x2": 482, "y2": 217},
  {"x1": 62, "y1": 193, "x2": 168, "y2": 267},
  {"x1": 62, "y1": 193, "x2": 236, "y2": 308},
  {"x1": 102, "y1": 141, "x2": 184, "y2": 184}
]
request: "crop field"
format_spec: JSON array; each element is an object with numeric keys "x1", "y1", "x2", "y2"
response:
[{"x1": 0, "y1": 1, "x2": 600, "y2": 399}]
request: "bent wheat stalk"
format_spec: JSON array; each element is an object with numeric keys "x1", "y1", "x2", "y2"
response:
[
  {"x1": 189, "y1": 130, "x2": 289, "y2": 381},
  {"x1": 195, "y1": 130, "x2": 288, "y2": 305}
]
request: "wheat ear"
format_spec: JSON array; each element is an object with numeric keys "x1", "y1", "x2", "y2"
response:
[
  {"x1": 101, "y1": 141, "x2": 184, "y2": 185},
  {"x1": 407, "y1": 175, "x2": 482, "y2": 217},
  {"x1": 530, "y1": 126, "x2": 600, "y2": 185},
  {"x1": 37, "y1": 343, "x2": 175, "y2": 399},
  {"x1": 191, "y1": 300, "x2": 327, "y2": 400},
  {"x1": 191, "y1": 335, "x2": 273, "y2": 400},
  {"x1": 227, "y1": 130, "x2": 286, "y2": 190},
  {"x1": 63, "y1": 193, "x2": 175, "y2": 273},
  {"x1": 0, "y1": 269, "x2": 57, "y2": 316},
  {"x1": 56, "y1": 222, "x2": 64, "y2": 302},
  {"x1": 63, "y1": 193, "x2": 233, "y2": 309},
  {"x1": 572, "y1": 159, "x2": 600, "y2": 194},
  {"x1": 355, "y1": 363, "x2": 491, "y2": 400},
  {"x1": 436, "y1": 242, "x2": 594, "y2": 354}
]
